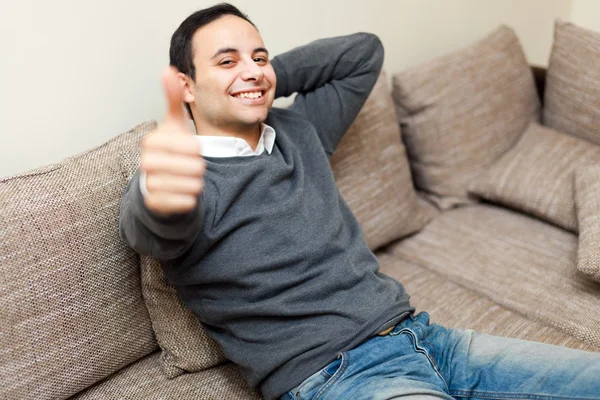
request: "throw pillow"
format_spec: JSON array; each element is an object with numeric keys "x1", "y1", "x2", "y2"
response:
[
  {"x1": 544, "y1": 20, "x2": 600, "y2": 145},
  {"x1": 391, "y1": 25, "x2": 539, "y2": 203},
  {"x1": 468, "y1": 121, "x2": 600, "y2": 232},
  {"x1": 574, "y1": 166, "x2": 600, "y2": 282},
  {"x1": 130, "y1": 71, "x2": 435, "y2": 378}
]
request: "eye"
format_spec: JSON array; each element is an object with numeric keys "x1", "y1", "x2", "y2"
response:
[
  {"x1": 254, "y1": 57, "x2": 267, "y2": 64},
  {"x1": 220, "y1": 60, "x2": 235, "y2": 66}
]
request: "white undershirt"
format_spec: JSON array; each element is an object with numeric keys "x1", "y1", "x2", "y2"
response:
[{"x1": 140, "y1": 123, "x2": 276, "y2": 197}]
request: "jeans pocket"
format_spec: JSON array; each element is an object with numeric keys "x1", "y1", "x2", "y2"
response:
[{"x1": 291, "y1": 353, "x2": 346, "y2": 400}]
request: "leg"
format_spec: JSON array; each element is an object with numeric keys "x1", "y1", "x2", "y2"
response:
[{"x1": 411, "y1": 312, "x2": 600, "y2": 399}]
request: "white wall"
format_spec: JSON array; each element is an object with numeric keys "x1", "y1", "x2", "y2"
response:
[
  {"x1": 570, "y1": 0, "x2": 600, "y2": 31},
  {"x1": 0, "y1": 0, "x2": 573, "y2": 177}
]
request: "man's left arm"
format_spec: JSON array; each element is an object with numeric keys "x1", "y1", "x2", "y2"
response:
[{"x1": 271, "y1": 32, "x2": 384, "y2": 155}]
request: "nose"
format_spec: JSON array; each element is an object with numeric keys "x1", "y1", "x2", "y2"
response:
[{"x1": 240, "y1": 58, "x2": 264, "y2": 82}]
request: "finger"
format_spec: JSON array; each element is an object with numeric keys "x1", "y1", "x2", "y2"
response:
[
  {"x1": 144, "y1": 193, "x2": 198, "y2": 215},
  {"x1": 143, "y1": 132, "x2": 201, "y2": 156},
  {"x1": 145, "y1": 174, "x2": 204, "y2": 196},
  {"x1": 140, "y1": 152, "x2": 205, "y2": 177},
  {"x1": 162, "y1": 66, "x2": 186, "y2": 125}
]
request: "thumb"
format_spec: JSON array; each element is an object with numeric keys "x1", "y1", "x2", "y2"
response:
[{"x1": 162, "y1": 66, "x2": 186, "y2": 125}]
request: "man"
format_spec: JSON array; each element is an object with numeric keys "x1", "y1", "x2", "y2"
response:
[{"x1": 119, "y1": 3, "x2": 600, "y2": 400}]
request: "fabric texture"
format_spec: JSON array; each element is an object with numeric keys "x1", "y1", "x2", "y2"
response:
[
  {"x1": 281, "y1": 311, "x2": 600, "y2": 400},
  {"x1": 468, "y1": 121, "x2": 600, "y2": 232},
  {"x1": 0, "y1": 121, "x2": 158, "y2": 400},
  {"x1": 70, "y1": 352, "x2": 261, "y2": 400},
  {"x1": 544, "y1": 20, "x2": 600, "y2": 145},
  {"x1": 574, "y1": 166, "x2": 600, "y2": 282},
  {"x1": 331, "y1": 71, "x2": 433, "y2": 250},
  {"x1": 391, "y1": 25, "x2": 539, "y2": 202},
  {"x1": 389, "y1": 203, "x2": 600, "y2": 349}
]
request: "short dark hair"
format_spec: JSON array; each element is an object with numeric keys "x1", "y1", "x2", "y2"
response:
[{"x1": 169, "y1": 3, "x2": 257, "y2": 120}]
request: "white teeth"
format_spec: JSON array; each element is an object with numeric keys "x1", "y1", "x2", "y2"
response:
[{"x1": 234, "y1": 91, "x2": 262, "y2": 99}]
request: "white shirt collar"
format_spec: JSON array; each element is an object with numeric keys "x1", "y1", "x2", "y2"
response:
[{"x1": 196, "y1": 123, "x2": 276, "y2": 158}]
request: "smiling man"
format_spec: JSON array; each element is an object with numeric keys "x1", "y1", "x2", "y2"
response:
[{"x1": 119, "y1": 3, "x2": 600, "y2": 400}]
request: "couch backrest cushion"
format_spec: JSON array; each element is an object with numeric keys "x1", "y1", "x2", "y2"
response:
[
  {"x1": 331, "y1": 71, "x2": 434, "y2": 249},
  {"x1": 468, "y1": 121, "x2": 600, "y2": 233},
  {"x1": 391, "y1": 26, "x2": 539, "y2": 204},
  {"x1": 574, "y1": 166, "x2": 600, "y2": 282},
  {"x1": 544, "y1": 20, "x2": 600, "y2": 145},
  {"x1": 0, "y1": 121, "x2": 158, "y2": 400},
  {"x1": 134, "y1": 71, "x2": 436, "y2": 379}
]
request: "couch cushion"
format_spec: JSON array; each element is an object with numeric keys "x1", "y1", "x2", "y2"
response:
[
  {"x1": 391, "y1": 25, "x2": 539, "y2": 203},
  {"x1": 377, "y1": 253, "x2": 598, "y2": 352},
  {"x1": 70, "y1": 352, "x2": 261, "y2": 400},
  {"x1": 132, "y1": 71, "x2": 436, "y2": 379},
  {"x1": 574, "y1": 166, "x2": 600, "y2": 282},
  {"x1": 332, "y1": 71, "x2": 433, "y2": 250},
  {"x1": 0, "y1": 121, "x2": 159, "y2": 400},
  {"x1": 544, "y1": 20, "x2": 600, "y2": 145},
  {"x1": 388, "y1": 203, "x2": 600, "y2": 349},
  {"x1": 469, "y1": 121, "x2": 600, "y2": 232}
]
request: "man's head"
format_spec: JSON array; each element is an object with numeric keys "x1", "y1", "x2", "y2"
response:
[{"x1": 170, "y1": 3, "x2": 276, "y2": 135}]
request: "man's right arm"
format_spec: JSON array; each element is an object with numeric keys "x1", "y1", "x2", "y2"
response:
[
  {"x1": 119, "y1": 67, "x2": 206, "y2": 261},
  {"x1": 119, "y1": 170, "x2": 204, "y2": 261}
]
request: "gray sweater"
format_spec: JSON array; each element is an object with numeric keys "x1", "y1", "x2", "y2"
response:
[{"x1": 119, "y1": 33, "x2": 414, "y2": 400}]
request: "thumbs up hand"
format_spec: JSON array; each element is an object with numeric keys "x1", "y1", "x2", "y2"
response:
[{"x1": 140, "y1": 67, "x2": 205, "y2": 216}]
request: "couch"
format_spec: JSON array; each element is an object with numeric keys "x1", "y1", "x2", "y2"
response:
[{"x1": 2, "y1": 20, "x2": 599, "y2": 400}]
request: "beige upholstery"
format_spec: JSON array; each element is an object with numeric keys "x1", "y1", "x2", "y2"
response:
[
  {"x1": 574, "y1": 166, "x2": 600, "y2": 282},
  {"x1": 389, "y1": 203, "x2": 600, "y2": 349},
  {"x1": 70, "y1": 353, "x2": 261, "y2": 400},
  {"x1": 391, "y1": 26, "x2": 539, "y2": 202},
  {"x1": 69, "y1": 254, "x2": 598, "y2": 400},
  {"x1": 544, "y1": 20, "x2": 600, "y2": 145},
  {"x1": 134, "y1": 71, "x2": 436, "y2": 379},
  {"x1": 378, "y1": 253, "x2": 598, "y2": 352},
  {"x1": 469, "y1": 121, "x2": 600, "y2": 232},
  {"x1": 332, "y1": 71, "x2": 434, "y2": 250},
  {"x1": 0, "y1": 122, "x2": 159, "y2": 400}
]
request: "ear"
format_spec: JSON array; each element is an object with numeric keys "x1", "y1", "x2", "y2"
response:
[{"x1": 178, "y1": 72, "x2": 196, "y2": 104}]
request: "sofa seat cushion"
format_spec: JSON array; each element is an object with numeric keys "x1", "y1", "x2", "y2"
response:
[
  {"x1": 70, "y1": 352, "x2": 261, "y2": 400},
  {"x1": 387, "y1": 203, "x2": 600, "y2": 348},
  {"x1": 377, "y1": 253, "x2": 598, "y2": 352}
]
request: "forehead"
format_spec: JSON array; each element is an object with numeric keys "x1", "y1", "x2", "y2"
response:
[{"x1": 192, "y1": 14, "x2": 264, "y2": 59}]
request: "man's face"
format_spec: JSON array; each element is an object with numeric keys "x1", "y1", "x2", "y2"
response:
[{"x1": 185, "y1": 15, "x2": 276, "y2": 133}]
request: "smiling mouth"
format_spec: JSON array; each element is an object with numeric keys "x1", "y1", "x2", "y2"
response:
[{"x1": 231, "y1": 91, "x2": 264, "y2": 100}]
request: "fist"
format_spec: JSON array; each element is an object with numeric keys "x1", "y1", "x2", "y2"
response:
[{"x1": 140, "y1": 67, "x2": 205, "y2": 216}]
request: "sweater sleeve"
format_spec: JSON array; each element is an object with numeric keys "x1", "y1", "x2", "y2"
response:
[
  {"x1": 118, "y1": 169, "x2": 204, "y2": 261},
  {"x1": 271, "y1": 32, "x2": 384, "y2": 155}
]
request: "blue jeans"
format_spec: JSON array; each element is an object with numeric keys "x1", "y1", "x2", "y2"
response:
[{"x1": 280, "y1": 312, "x2": 600, "y2": 400}]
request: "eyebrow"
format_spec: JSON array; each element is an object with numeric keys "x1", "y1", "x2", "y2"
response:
[{"x1": 211, "y1": 47, "x2": 269, "y2": 60}]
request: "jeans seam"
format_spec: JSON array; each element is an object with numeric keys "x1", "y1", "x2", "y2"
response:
[
  {"x1": 400, "y1": 328, "x2": 450, "y2": 394},
  {"x1": 313, "y1": 352, "x2": 349, "y2": 400}
]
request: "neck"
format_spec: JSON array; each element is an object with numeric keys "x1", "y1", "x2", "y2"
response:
[{"x1": 194, "y1": 121, "x2": 262, "y2": 151}]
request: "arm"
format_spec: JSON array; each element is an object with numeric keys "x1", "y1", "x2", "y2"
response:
[
  {"x1": 271, "y1": 32, "x2": 384, "y2": 155},
  {"x1": 119, "y1": 169, "x2": 204, "y2": 261},
  {"x1": 119, "y1": 67, "x2": 206, "y2": 261}
]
